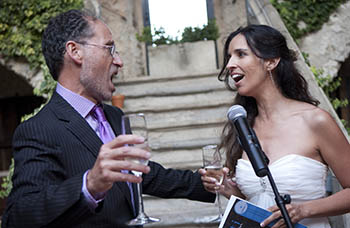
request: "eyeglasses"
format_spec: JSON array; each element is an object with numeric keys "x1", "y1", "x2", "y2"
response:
[{"x1": 76, "y1": 41, "x2": 118, "y2": 57}]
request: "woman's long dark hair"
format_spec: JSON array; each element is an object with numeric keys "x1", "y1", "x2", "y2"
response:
[{"x1": 218, "y1": 25, "x2": 319, "y2": 175}]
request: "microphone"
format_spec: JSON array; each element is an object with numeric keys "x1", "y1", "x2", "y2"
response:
[{"x1": 227, "y1": 105, "x2": 269, "y2": 177}]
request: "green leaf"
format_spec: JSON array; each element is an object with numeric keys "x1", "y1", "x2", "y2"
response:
[{"x1": 0, "y1": 0, "x2": 83, "y2": 199}]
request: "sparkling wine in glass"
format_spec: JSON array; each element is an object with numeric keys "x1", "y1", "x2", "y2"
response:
[
  {"x1": 122, "y1": 113, "x2": 160, "y2": 226},
  {"x1": 202, "y1": 144, "x2": 224, "y2": 223}
]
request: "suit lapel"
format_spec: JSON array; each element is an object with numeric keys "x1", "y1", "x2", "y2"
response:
[
  {"x1": 50, "y1": 94, "x2": 135, "y2": 213},
  {"x1": 50, "y1": 92, "x2": 102, "y2": 158},
  {"x1": 103, "y1": 104, "x2": 123, "y2": 137}
]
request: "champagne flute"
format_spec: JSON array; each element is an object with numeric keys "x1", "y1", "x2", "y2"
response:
[
  {"x1": 122, "y1": 113, "x2": 160, "y2": 226},
  {"x1": 202, "y1": 144, "x2": 224, "y2": 223}
]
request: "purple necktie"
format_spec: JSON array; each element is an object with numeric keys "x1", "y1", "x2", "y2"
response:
[
  {"x1": 91, "y1": 105, "x2": 114, "y2": 144},
  {"x1": 91, "y1": 105, "x2": 135, "y2": 213}
]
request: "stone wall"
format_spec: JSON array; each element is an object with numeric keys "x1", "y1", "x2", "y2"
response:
[
  {"x1": 148, "y1": 40, "x2": 217, "y2": 77},
  {"x1": 213, "y1": 0, "x2": 247, "y2": 68},
  {"x1": 85, "y1": 0, "x2": 147, "y2": 79},
  {"x1": 0, "y1": 58, "x2": 43, "y2": 97},
  {"x1": 0, "y1": 64, "x2": 34, "y2": 98},
  {"x1": 299, "y1": 1, "x2": 350, "y2": 78}
]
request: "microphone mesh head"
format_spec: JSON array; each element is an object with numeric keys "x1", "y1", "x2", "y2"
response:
[{"x1": 227, "y1": 105, "x2": 247, "y2": 121}]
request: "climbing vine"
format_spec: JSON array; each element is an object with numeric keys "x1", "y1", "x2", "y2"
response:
[
  {"x1": 136, "y1": 19, "x2": 219, "y2": 45},
  {"x1": 301, "y1": 52, "x2": 350, "y2": 134},
  {"x1": 270, "y1": 0, "x2": 348, "y2": 41},
  {"x1": 0, "y1": 0, "x2": 83, "y2": 201},
  {"x1": 312, "y1": 66, "x2": 350, "y2": 133},
  {"x1": 0, "y1": 0, "x2": 83, "y2": 96}
]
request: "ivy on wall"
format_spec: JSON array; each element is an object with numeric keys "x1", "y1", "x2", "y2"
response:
[
  {"x1": 270, "y1": 0, "x2": 348, "y2": 41},
  {"x1": 312, "y1": 66, "x2": 350, "y2": 133},
  {"x1": 0, "y1": 0, "x2": 84, "y2": 97},
  {"x1": 0, "y1": 0, "x2": 83, "y2": 201}
]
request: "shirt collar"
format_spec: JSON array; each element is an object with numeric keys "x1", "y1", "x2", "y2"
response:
[{"x1": 56, "y1": 82, "x2": 96, "y2": 118}]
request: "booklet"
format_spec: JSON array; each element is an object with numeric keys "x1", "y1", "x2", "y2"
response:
[{"x1": 219, "y1": 195, "x2": 307, "y2": 228}]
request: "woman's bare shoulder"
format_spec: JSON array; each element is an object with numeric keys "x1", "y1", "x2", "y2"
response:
[
  {"x1": 300, "y1": 105, "x2": 334, "y2": 130},
  {"x1": 283, "y1": 101, "x2": 339, "y2": 136}
]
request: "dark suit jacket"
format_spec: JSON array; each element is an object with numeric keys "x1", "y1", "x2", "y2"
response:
[{"x1": 2, "y1": 92, "x2": 215, "y2": 228}]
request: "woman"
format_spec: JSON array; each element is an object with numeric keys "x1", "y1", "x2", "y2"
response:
[{"x1": 200, "y1": 24, "x2": 350, "y2": 228}]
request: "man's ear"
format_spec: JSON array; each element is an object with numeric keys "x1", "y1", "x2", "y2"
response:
[
  {"x1": 65, "y1": 41, "x2": 83, "y2": 65},
  {"x1": 265, "y1": 57, "x2": 280, "y2": 71}
]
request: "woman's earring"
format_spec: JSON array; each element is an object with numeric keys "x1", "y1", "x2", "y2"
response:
[
  {"x1": 269, "y1": 70, "x2": 275, "y2": 85},
  {"x1": 269, "y1": 70, "x2": 273, "y2": 81}
]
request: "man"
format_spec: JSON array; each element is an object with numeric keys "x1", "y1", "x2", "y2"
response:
[{"x1": 2, "y1": 9, "x2": 215, "y2": 228}]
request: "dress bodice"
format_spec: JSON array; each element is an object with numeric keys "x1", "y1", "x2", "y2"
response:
[{"x1": 235, "y1": 154, "x2": 330, "y2": 228}]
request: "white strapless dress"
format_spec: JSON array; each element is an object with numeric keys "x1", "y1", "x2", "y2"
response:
[{"x1": 235, "y1": 154, "x2": 330, "y2": 228}]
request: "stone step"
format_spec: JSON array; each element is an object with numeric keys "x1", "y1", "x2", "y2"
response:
[
  {"x1": 114, "y1": 72, "x2": 223, "y2": 98},
  {"x1": 150, "y1": 141, "x2": 223, "y2": 171},
  {"x1": 122, "y1": 90, "x2": 234, "y2": 113},
  {"x1": 149, "y1": 124, "x2": 223, "y2": 150},
  {"x1": 143, "y1": 196, "x2": 229, "y2": 228},
  {"x1": 141, "y1": 106, "x2": 231, "y2": 130},
  {"x1": 150, "y1": 148, "x2": 203, "y2": 170}
]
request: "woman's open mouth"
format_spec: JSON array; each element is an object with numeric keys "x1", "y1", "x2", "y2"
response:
[{"x1": 231, "y1": 74, "x2": 244, "y2": 83}]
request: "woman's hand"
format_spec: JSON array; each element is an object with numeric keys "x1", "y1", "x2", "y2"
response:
[
  {"x1": 260, "y1": 203, "x2": 307, "y2": 228},
  {"x1": 199, "y1": 167, "x2": 239, "y2": 198},
  {"x1": 198, "y1": 167, "x2": 221, "y2": 194}
]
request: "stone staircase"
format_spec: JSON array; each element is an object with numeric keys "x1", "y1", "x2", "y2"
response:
[{"x1": 114, "y1": 71, "x2": 235, "y2": 227}]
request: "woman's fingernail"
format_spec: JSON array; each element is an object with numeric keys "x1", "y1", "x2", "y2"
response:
[
  {"x1": 210, "y1": 177, "x2": 217, "y2": 182},
  {"x1": 260, "y1": 222, "x2": 264, "y2": 227},
  {"x1": 136, "y1": 136, "x2": 145, "y2": 142}
]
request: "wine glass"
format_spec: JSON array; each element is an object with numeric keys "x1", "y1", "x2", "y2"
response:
[
  {"x1": 122, "y1": 113, "x2": 160, "y2": 226},
  {"x1": 202, "y1": 144, "x2": 224, "y2": 223}
]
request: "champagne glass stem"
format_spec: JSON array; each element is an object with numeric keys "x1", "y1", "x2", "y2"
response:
[
  {"x1": 136, "y1": 181, "x2": 145, "y2": 216},
  {"x1": 216, "y1": 191, "x2": 223, "y2": 218}
]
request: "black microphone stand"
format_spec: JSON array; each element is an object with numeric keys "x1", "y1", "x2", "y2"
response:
[{"x1": 265, "y1": 166, "x2": 293, "y2": 228}]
